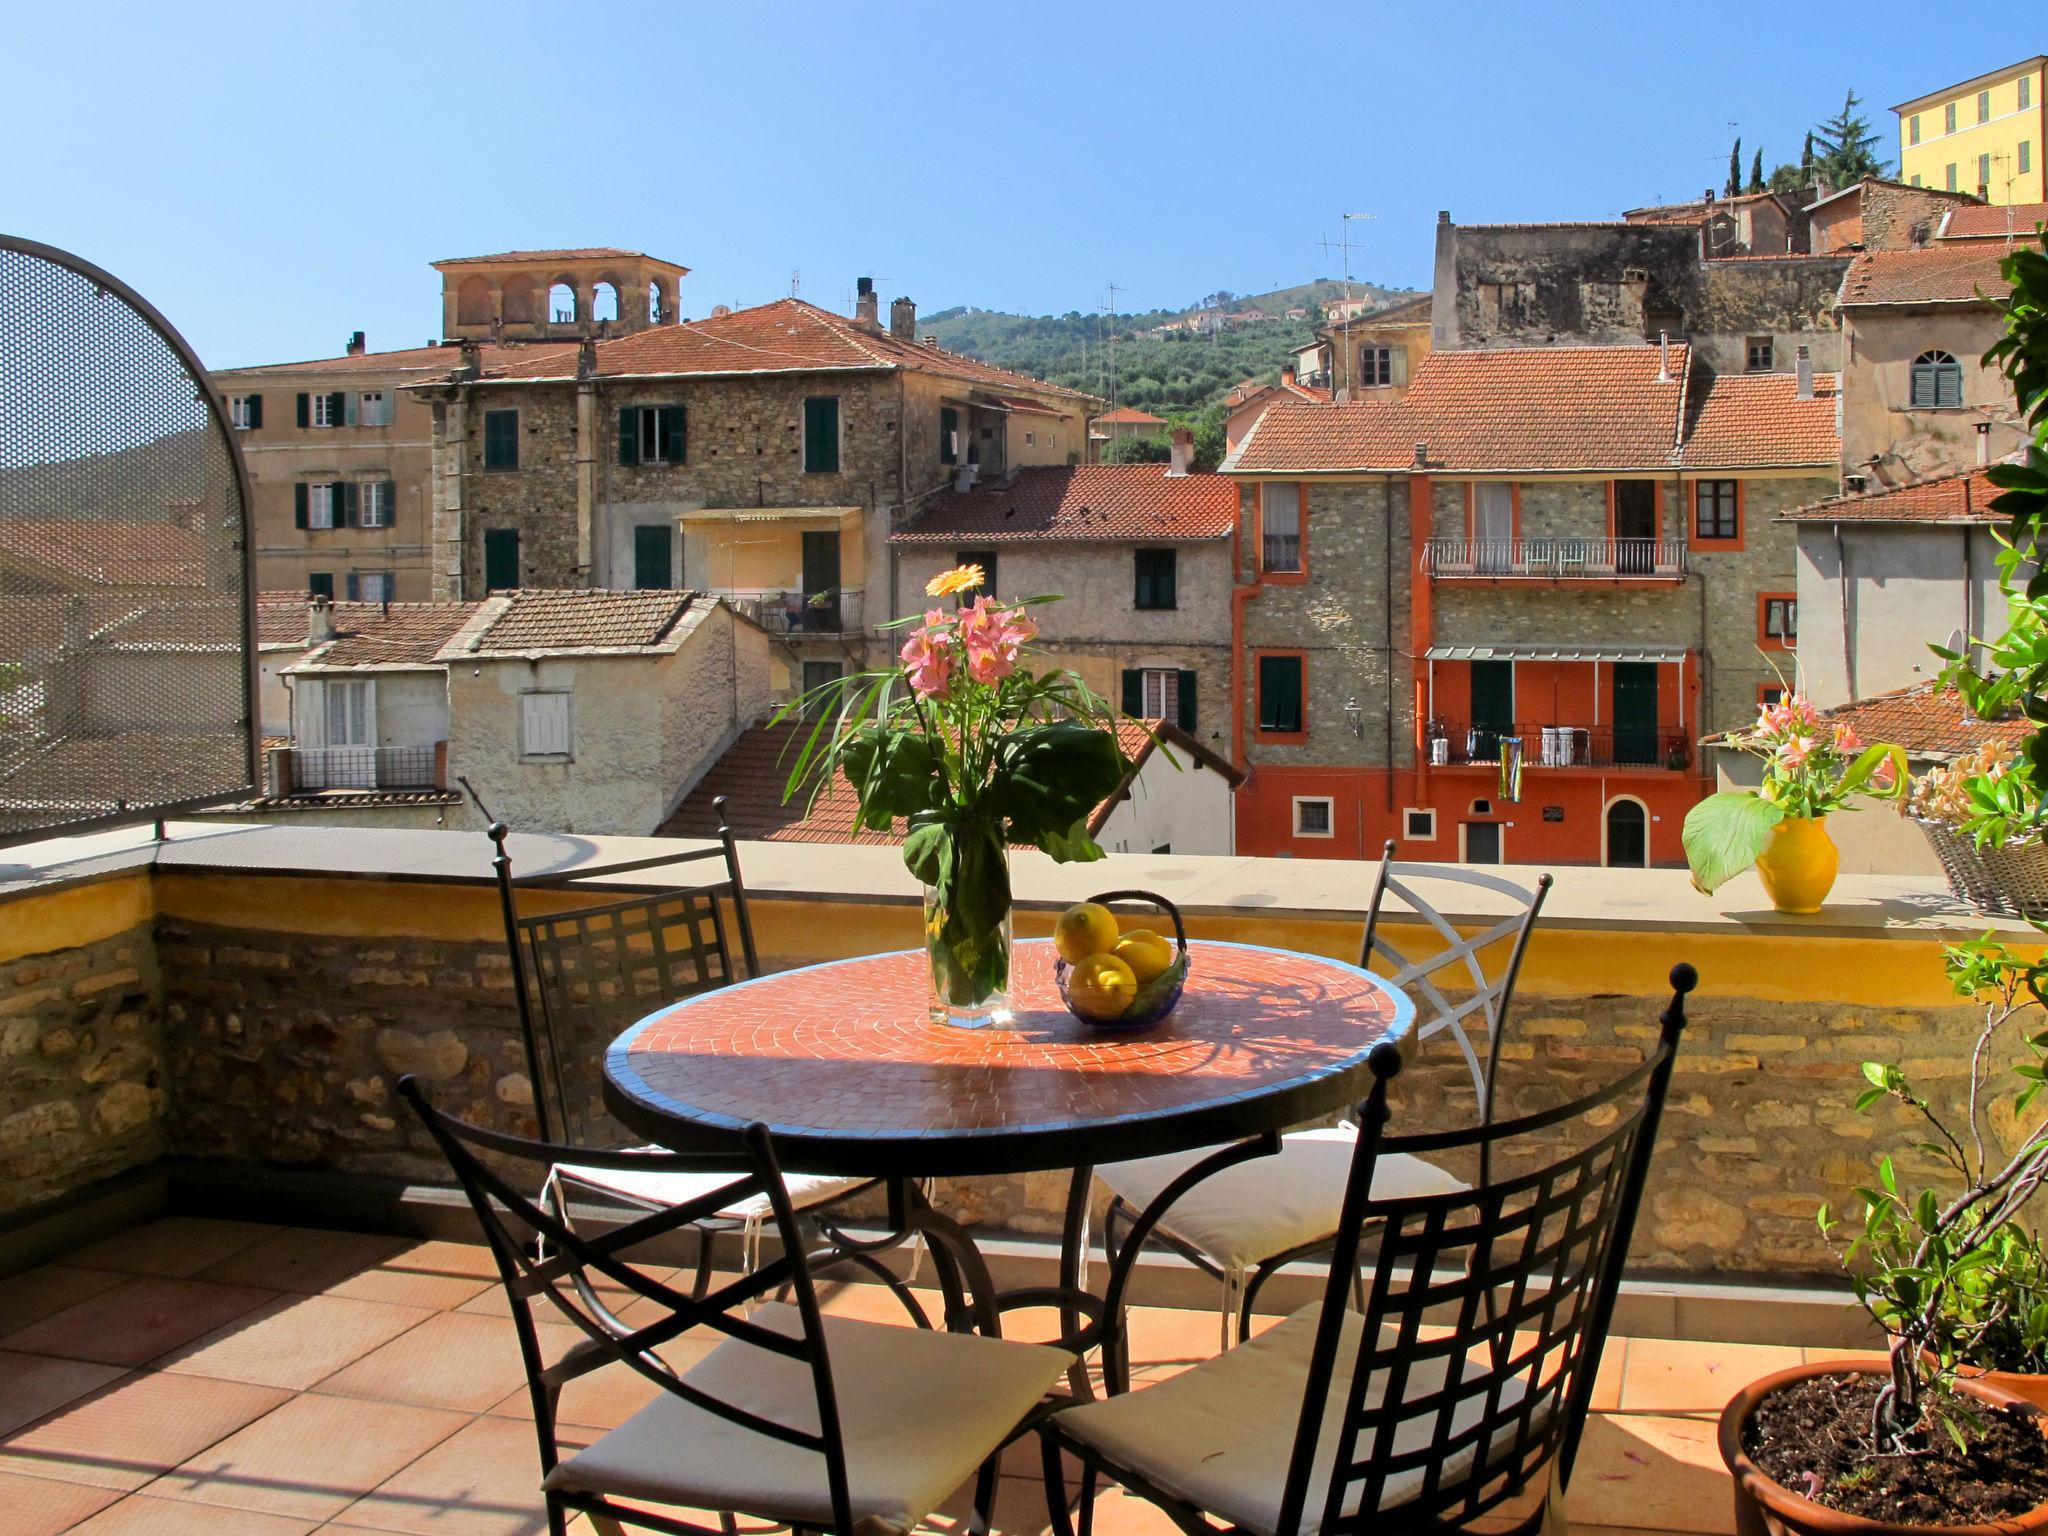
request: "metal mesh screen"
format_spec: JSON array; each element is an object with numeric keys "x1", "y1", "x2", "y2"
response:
[{"x1": 0, "y1": 237, "x2": 255, "y2": 844}]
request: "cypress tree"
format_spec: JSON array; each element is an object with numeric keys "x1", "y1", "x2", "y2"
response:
[
  {"x1": 1727, "y1": 137, "x2": 1743, "y2": 197},
  {"x1": 1749, "y1": 149, "x2": 1765, "y2": 193}
]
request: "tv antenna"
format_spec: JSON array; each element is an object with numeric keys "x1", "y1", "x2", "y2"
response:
[
  {"x1": 789, "y1": 269, "x2": 801, "y2": 298},
  {"x1": 1315, "y1": 212, "x2": 1376, "y2": 394},
  {"x1": 1105, "y1": 282, "x2": 1121, "y2": 408}
]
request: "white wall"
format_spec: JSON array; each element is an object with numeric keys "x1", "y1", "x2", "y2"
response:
[{"x1": 1097, "y1": 749, "x2": 1237, "y2": 857}]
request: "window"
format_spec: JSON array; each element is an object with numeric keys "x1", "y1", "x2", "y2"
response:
[
  {"x1": 1979, "y1": 89, "x2": 1992, "y2": 123},
  {"x1": 803, "y1": 396, "x2": 841, "y2": 473},
  {"x1": 358, "y1": 480, "x2": 396, "y2": 529},
  {"x1": 2023, "y1": 141, "x2": 2034, "y2": 175},
  {"x1": 347, "y1": 571, "x2": 394, "y2": 603},
  {"x1": 619, "y1": 405, "x2": 687, "y2": 466},
  {"x1": 483, "y1": 409, "x2": 519, "y2": 470},
  {"x1": 1359, "y1": 346, "x2": 1393, "y2": 386},
  {"x1": 1133, "y1": 548, "x2": 1177, "y2": 610},
  {"x1": 358, "y1": 391, "x2": 392, "y2": 427},
  {"x1": 323, "y1": 679, "x2": 372, "y2": 747},
  {"x1": 484, "y1": 528, "x2": 520, "y2": 591},
  {"x1": 955, "y1": 549, "x2": 996, "y2": 600},
  {"x1": 1404, "y1": 808, "x2": 1436, "y2": 840},
  {"x1": 1911, "y1": 349, "x2": 1964, "y2": 408},
  {"x1": 296, "y1": 482, "x2": 336, "y2": 530},
  {"x1": 1745, "y1": 336, "x2": 1773, "y2": 371},
  {"x1": 633, "y1": 524, "x2": 672, "y2": 590},
  {"x1": 1760, "y1": 683, "x2": 1787, "y2": 709},
  {"x1": 1945, "y1": 102, "x2": 1958, "y2": 134},
  {"x1": 1261, "y1": 483, "x2": 1303, "y2": 573},
  {"x1": 298, "y1": 390, "x2": 348, "y2": 428},
  {"x1": 2024, "y1": 76, "x2": 2034, "y2": 110},
  {"x1": 1910, "y1": 113, "x2": 1922, "y2": 145},
  {"x1": 520, "y1": 692, "x2": 572, "y2": 760},
  {"x1": 1292, "y1": 797, "x2": 1335, "y2": 838},
  {"x1": 939, "y1": 407, "x2": 958, "y2": 465},
  {"x1": 1761, "y1": 594, "x2": 1798, "y2": 648},
  {"x1": 1947, "y1": 162, "x2": 1959, "y2": 191},
  {"x1": 1121, "y1": 667, "x2": 1197, "y2": 732},
  {"x1": 1256, "y1": 653, "x2": 1304, "y2": 734},
  {"x1": 800, "y1": 660, "x2": 845, "y2": 718},
  {"x1": 307, "y1": 572, "x2": 334, "y2": 600},
  {"x1": 1025, "y1": 431, "x2": 1035, "y2": 446},
  {"x1": 230, "y1": 394, "x2": 262, "y2": 430},
  {"x1": 1695, "y1": 479, "x2": 1740, "y2": 541},
  {"x1": 1912, "y1": 173, "x2": 1923, "y2": 187},
  {"x1": 1980, "y1": 153, "x2": 1993, "y2": 196}
]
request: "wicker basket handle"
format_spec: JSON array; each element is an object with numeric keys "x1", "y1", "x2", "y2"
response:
[{"x1": 1085, "y1": 889, "x2": 1188, "y2": 954}]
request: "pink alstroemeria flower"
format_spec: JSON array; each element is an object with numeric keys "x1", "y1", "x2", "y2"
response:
[
  {"x1": 900, "y1": 610, "x2": 956, "y2": 697},
  {"x1": 1779, "y1": 734, "x2": 1815, "y2": 769},
  {"x1": 1833, "y1": 722, "x2": 1864, "y2": 753}
]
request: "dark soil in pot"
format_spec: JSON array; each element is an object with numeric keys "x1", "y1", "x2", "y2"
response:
[{"x1": 1743, "y1": 1371, "x2": 2048, "y2": 1525}]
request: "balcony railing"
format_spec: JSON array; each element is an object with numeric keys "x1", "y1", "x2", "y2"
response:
[
  {"x1": 270, "y1": 743, "x2": 444, "y2": 794},
  {"x1": 1426, "y1": 722, "x2": 1693, "y2": 771},
  {"x1": 716, "y1": 586, "x2": 864, "y2": 635},
  {"x1": 1423, "y1": 537, "x2": 1688, "y2": 581}
]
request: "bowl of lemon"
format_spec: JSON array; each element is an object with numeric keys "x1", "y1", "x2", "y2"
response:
[{"x1": 1051, "y1": 890, "x2": 1190, "y2": 1031}]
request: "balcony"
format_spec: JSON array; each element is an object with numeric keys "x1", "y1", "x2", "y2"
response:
[
  {"x1": 1423, "y1": 536, "x2": 1688, "y2": 581},
  {"x1": 1427, "y1": 721, "x2": 1694, "y2": 771},
  {"x1": 715, "y1": 584, "x2": 864, "y2": 636},
  {"x1": 266, "y1": 742, "x2": 445, "y2": 793}
]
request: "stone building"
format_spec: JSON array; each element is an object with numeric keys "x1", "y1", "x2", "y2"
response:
[
  {"x1": 410, "y1": 287, "x2": 1094, "y2": 702},
  {"x1": 1623, "y1": 188, "x2": 1814, "y2": 257},
  {"x1": 1223, "y1": 343, "x2": 1839, "y2": 868},
  {"x1": 888, "y1": 454, "x2": 1239, "y2": 744},
  {"x1": 1806, "y1": 177, "x2": 1982, "y2": 255}
]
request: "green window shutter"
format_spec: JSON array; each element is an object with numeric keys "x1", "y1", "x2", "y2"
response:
[
  {"x1": 247, "y1": 394, "x2": 263, "y2": 428},
  {"x1": 342, "y1": 482, "x2": 360, "y2": 526},
  {"x1": 484, "y1": 528, "x2": 520, "y2": 591},
  {"x1": 345, "y1": 573, "x2": 361, "y2": 601},
  {"x1": 1133, "y1": 552, "x2": 1150, "y2": 608},
  {"x1": 1938, "y1": 364, "x2": 1962, "y2": 409},
  {"x1": 660, "y1": 405, "x2": 686, "y2": 465},
  {"x1": 294, "y1": 483, "x2": 309, "y2": 528},
  {"x1": 1121, "y1": 669, "x2": 1143, "y2": 717},
  {"x1": 381, "y1": 479, "x2": 397, "y2": 519},
  {"x1": 307, "y1": 572, "x2": 333, "y2": 599},
  {"x1": 327, "y1": 392, "x2": 347, "y2": 426},
  {"x1": 804, "y1": 397, "x2": 840, "y2": 472},
  {"x1": 296, "y1": 393, "x2": 310, "y2": 428},
  {"x1": 1259, "y1": 656, "x2": 1303, "y2": 732},
  {"x1": 618, "y1": 407, "x2": 639, "y2": 466},
  {"x1": 485, "y1": 409, "x2": 519, "y2": 470},
  {"x1": 1177, "y1": 670, "x2": 1198, "y2": 733},
  {"x1": 1911, "y1": 365, "x2": 1933, "y2": 408},
  {"x1": 940, "y1": 407, "x2": 958, "y2": 465}
]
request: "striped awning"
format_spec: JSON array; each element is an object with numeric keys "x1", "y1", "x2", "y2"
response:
[{"x1": 1425, "y1": 644, "x2": 1688, "y2": 663}]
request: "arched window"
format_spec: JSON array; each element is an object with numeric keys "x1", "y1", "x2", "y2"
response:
[
  {"x1": 591, "y1": 281, "x2": 619, "y2": 323},
  {"x1": 455, "y1": 276, "x2": 492, "y2": 327},
  {"x1": 648, "y1": 280, "x2": 663, "y2": 324},
  {"x1": 1910, "y1": 349, "x2": 1962, "y2": 409},
  {"x1": 1605, "y1": 798, "x2": 1648, "y2": 868},
  {"x1": 500, "y1": 275, "x2": 537, "y2": 325},
  {"x1": 547, "y1": 282, "x2": 577, "y2": 324}
]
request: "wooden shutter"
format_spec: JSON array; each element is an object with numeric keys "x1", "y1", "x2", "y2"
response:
[
  {"x1": 1177, "y1": 670, "x2": 1198, "y2": 733},
  {"x1": 804, "y1": 397, "x2": 840, "y2": 472},
  {"x1": 1938, "y1": 364, "x2": 1962, "y2": 409},
  {"x1": 345, "y1": 573, "x2": 361, "y2": 601},
  {"x1": 1910, "y1": 365, "x2": 1933, "y2": 409},
  {"x1": 1259, "y1": 656, "x2": 1302, "y2": 732},
  {"x1": 1158, "y1": 549, "x2": 1176, "y2": 609},
  {"x1": 341, "y1": 482, "x2": 361, "y2": 526},
  {"x1": 247, "y1": 394, "x2": 263, "y2": 428},
  {"x1": 521, "y1": 692, "x2": 571, "y2": 757},
  {"x1": 618, "y1": 407, "x2": 639, "y2": 465},
  {"x1": 380, "y1": 480, "x2": 397, "y2": 525},
  {"x1": 294, "y1": 483, "x2": 309, "y2": 528},
  {"x1": 1391, "y1": 345, "x2": 1410, "y2": 386},
  {"x1": 484, "y1": 528, "x2": 520, "y2": 590},
  {"x1": 660, "y1": 405, "x2": 686, "y2": 465},
  {"x1": 296, "y1": 393, "x2": 310, "y2": 428},
  {"x1": 343, "y1": 392, "x2": 359, "y2": 427},
  {"x1": 1121, "y1": 669, "x2": 1143, "y2": 717},
  {"x1": 327, "y1": 392, "x2": 347, "y2": 426}
]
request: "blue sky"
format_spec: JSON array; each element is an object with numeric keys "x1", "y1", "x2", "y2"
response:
[{"x1": 0, "y1": 1, "x2": 2011, "y2": 369}]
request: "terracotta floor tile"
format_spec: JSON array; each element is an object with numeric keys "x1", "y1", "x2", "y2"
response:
[
  {"x1": 197, "y1": 1230, "x2": 411, "y2": 1294},
  {"x1": 0, "y1": 1265, "x2": 131, "y2": 1338},
  {"x1": 323, "y1": 1243, "x2": 497, "y2": 1311},
  {"x1": 4, "y1": 1276, "x2": 279, "y2": 1367},
  {"x1": 0, "y1": 1351, "x2": 128, "y2": 1437},
  {"x1": 1619, "y1": 1340, "x2": 1802, "y2": 1416},
  {"x1": 1567, "y1": 1413, "x2": 1735, "y2": 1535},
  {"x1": 148, "y1": 1392, "x2": 468, "y2": 1522},
  {"x1": 314, "y1": 1313, "x2": 564, "y2": 1414},
  {"x1": 67, "y1": 1491, "x2": 322, "y2": 1534},
  {"x1": 0, "y1": 1370, "x2": 291, "y2": 1491},
  {"x1": 1802, "y1": 1347, "x2": 1892, "y2": 1368},
  {"x1": 66, "y1": 1220, "x2": 279, "y2": 1280},
  {"x1": 454, "y1": 1263, "x2": 676, "y2": 1319},
  {"x1": 0, "y1": 1468, "x2": 123, "y2": 1536},
  {"x1": 329, "y1": 1415, "x2": 593, "y2": 1536},
  {"x1": 156, "y1": 1294, "x2": 436, "y2": 1390}
]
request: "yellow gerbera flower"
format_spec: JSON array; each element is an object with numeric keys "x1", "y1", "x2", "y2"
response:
[{"x1": 925, "y1": 563, "x2": 985, "y2": 598}]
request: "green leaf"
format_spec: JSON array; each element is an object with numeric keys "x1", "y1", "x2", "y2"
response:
[
  {"x1": 840, "y1": 727, "x2": 944, "y2": 830},
  {"x1": 1681, "y1": 792, "x2": 1785, "y2": 893},
  {"x1": 981, "y1": 721, "x2": 1129, "y2": 858}
]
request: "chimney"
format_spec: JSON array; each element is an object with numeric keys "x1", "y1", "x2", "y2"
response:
[
  {"x1": 1704, "y1": 188, "x2": 1716, "y2": 204},
  {"x1": 308, "y1": 593, "x2": 335, "y2": 644},
  {"x1": 1795, "y1": 344, "x2": 1814, "y2": 400},
  {"x1": 1281, "y1": 364, "x2": 1297, "y2": 388},
  {"x1": 1978, "y1": 421, "x2": 1993, "y2": 466},
  {"x1": 1167, "y1": 428, "x2": 1194, "y2": 477},
  {"x1": 1656, "y1": 330, "x2": 1671, "y2": 383},
  {"x1": 346, "y1": 330, "x2": 366, "y2": 356},
  {"x1": 853, "y1": 277, "x2": 880, "y2": 332},
  {"x1": 890, "y1": 297, "x2": 916, "y2": 341}
]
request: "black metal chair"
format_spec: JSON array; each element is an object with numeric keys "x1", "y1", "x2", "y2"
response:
[
  {"x1": 1097, "y1": 845, "x2": 1552, "y2": 1347},
  {"x1": 1043, "y1": 965, "x2": 1696, "y2": 1536},
  {"x1": 400, "y1": 1079, "x2": 1075, "y2": 1536}
]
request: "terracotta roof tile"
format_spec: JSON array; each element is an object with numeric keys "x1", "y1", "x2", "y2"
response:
[
  {"x1": 1681, "y1": 371, "x2": 1841, "y2": 469},
  {"x1": 217, "y1": 340, "x2": 576, "y2": 379},
  {"x1": 1822, "y1": 683, "x2": 2029, "y2": 758},
  {"x1": 1091, "y1": 407, "x2": 1168, "y2": 425},
  {"x1": 891, "y1": 466, "x2": 1237, "y2": 544},
  {"x1": 432, "y1": 248, "x2": 672, "y2": 266},
  {"x1": 441, "y1": 588, "x2": 710, "y2": 658},
  {"x1": 1780, "y1": 465, "x2": 2007, "y2": 523},
  {"x1": 293, "y1": 602, "x2": 481, "y2": 670},
  {"x1": 1838, "y1": 245, "x2": 2017, "y2": 305},
  {"x1": 1939, "y1": 203, "x2": 2048, "y2": 241},
  {"x1": 0, "y1": 521, "x2": 207, "y2": 587}
]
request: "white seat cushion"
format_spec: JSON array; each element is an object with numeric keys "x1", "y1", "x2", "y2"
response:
[
  {"x1": 1056, "y1": 1302, "x2": 1541, "y2": 1536},
  {"x1": 1098, "y1": 1127, "x2": 1468, "y2": 1272},
  {"x1": 544, "y1": 1302, "x2": 1073, "y2": 1536},
  {"x1": 551, "y1": 1156, "x2": 865, "y2": 1221}
]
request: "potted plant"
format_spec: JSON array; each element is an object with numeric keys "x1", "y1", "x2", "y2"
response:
[
  {"x1": 1683, "y1": 693, "x2": 1906, "y2": 913},
  {"x1": 777, "y1": 564, "x2": 1129, "y2": 1028},
  {"x1": 1909, "y1": 743, "x2": 2048, "y2": 918},
  {"x1": 1718, "y1": 938, "x2": 2048, "y2": 1531}
]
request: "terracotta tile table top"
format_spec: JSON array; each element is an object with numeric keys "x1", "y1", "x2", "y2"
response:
[{"x1": 604, "y1": 940, "x2": 1414, "y2": 1177}]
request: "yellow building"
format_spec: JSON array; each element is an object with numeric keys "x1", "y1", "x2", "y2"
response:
[{"x1": 1895, "y1": 55, "x2": 2047, "y2": 204}]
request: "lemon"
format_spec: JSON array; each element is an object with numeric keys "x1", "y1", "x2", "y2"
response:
[
  {"x1": 1066, "y1": 952, "x2": 1138, "y2": 1019},
  {"x1": 1054, "y1": 902, "x2": 1120, "y2": 964},
  {"x1": 1113, "y1": 929, "x2": 1175, "y2": 985}
]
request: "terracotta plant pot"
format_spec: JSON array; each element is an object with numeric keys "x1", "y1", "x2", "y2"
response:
[
  {"x1": 1756, "y1": 815, "x2": 1839, "y2": 914},
  {"x1": 1719, "y1": 1358, "x2": 2048, "y2": 1536},
  {"x1": 1957, "y1": 1364, "x2": 2048, "y2": 1414}
]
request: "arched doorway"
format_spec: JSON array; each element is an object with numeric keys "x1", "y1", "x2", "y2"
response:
[{"x1": 1604, "y1": 797, "x2": 1648, "y2": 867}]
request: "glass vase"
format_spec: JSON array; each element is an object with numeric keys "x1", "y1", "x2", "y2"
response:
[{"x1": 923, "y1": 861, "x2": 1015, "y2": 1030}]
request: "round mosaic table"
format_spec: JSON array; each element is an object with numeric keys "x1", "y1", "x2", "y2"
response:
[{"x1": 603, "y1": 939, "x2": 1414, "y2": 1180}]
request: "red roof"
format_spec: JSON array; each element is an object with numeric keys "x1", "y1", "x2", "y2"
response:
[
  {"x1": 432, "y1": 248, "x2": 674, "y2": 267},
  {"x1": 1681, "y1": 371, "x2": 1841, "y2": 469},
  {"x1": 475, "y1": 299, "x2": 1093, "y2": 405},
  {"x1": 217, "y1": 340, "x2": 575, "y2": 378},
  {"x1": 1839, "y1": 245, "x2": 2017, "y2": 305},
  {"x1": 1780, "y1": 465, "x2": 2007, "y2": 523},
  {"x1": 1940, "y1": 203, "x2": 2048, "y2": 241},
  {"x1": 0, "y1": 520, "x2": 206, "y2": 587},
  {"x1": 1091, "y1": 406, "x2": 1168, "y2": 426},
  {"x1": 1822, "y1": 683, "x2": 2029, "y2": 758},
  {"x1": 291, "y1": 602, "x2": 481, "y2": 670},
  {"x1": 891, "y1": 466, "x2": 1238, "y2": 544}
]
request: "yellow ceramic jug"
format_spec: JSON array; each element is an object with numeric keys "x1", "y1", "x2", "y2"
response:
[{"x1": 1755, "y1": 816, "x2": 1838, "y2": 914}]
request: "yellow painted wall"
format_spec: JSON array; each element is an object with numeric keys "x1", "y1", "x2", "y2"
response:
[{"x1": 1898, "y1": 61, "x2": 2048, "y2": 203}]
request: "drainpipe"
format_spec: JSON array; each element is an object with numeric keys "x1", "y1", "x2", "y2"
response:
[
  {"x1": 1229, "y1": 489, "x2": 1262, "y2": 773},
  {"x1": 1962, "y1": 523, "x2": 1975, "y2": 674},
  {"x1": 1834, "y1": 522, "x2": 1855, "y2": 702},
  {"x1": 575, "y1": 359, "x2": 597, "y2": 585},
  {"x1": 1382, "y1": 474, "x2": 1396, "y2": 819}
]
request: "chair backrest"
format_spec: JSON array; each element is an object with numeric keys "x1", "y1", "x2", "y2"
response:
[
  {"x1": 1358, "y1": 841, "x2": 1550, "y2": 1129},
  {"x1": 1275, "y1": 965, "x2": 1695, "y2": 1536},
  {"x1": 398, "y1": 1077, "x2": 859, "y2": 1536},
  {"x1": 486, "y1": 797, "x2": 760, "y2": 1144}
]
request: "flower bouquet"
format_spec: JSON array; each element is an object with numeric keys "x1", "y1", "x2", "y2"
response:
[{"x1": 776, "y1": 565, "x2": 1131, "y2": 1027}]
